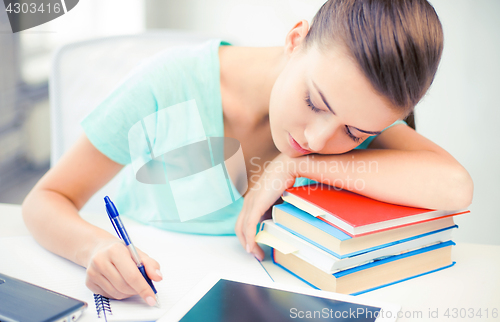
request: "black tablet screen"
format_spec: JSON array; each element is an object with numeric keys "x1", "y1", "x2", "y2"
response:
[{"x1": 180, "y1": 279, "x2": 381, "y2": 322}]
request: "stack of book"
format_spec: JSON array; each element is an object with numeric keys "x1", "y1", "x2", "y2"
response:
[{"x1": 256, "y1": 183, "x2": 469, "y2": 295}]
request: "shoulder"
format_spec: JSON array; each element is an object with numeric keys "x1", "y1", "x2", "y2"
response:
[
  {"x1": 366, "y1": 122, "x2": 456, "y2": 162},
  {"x1": 124, "y1": 39, "x2": 227, "y2": 101},
  {"x1": 81, "y1": 39, "x2": 226, "y2": 164},
  {"x1": 135, "y1": 39, "x2": 224, "y2": 77},
  {"x1": 109, "y1": 39, "x2": 225, "y2": 111},
  {"x1": 354, "y1": 119, "x2": 407, "y2": 150}
]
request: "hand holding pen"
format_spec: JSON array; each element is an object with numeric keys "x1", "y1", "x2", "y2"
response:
[{"x1": 100, "y1": 196, "x2": 161, "y2": 307}]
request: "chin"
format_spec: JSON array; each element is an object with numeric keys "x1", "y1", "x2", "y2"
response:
[{"x1": 289, "y1": 153, "x2": 306, "y2": 159}]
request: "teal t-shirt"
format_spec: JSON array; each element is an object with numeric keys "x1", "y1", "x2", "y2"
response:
[{"x1": 81, "y1": 39, "x2": 406, "y2": 235}]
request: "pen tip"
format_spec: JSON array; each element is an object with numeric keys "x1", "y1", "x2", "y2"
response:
[{"x1": 155, "y1": 294, "x2": 161, "y2": 308}]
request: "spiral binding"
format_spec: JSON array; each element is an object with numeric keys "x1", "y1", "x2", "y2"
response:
[{"x1": 94, "y1": 293, "x2": 112, "y2": 320}]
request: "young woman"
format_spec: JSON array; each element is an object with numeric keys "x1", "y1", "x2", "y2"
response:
[{"x1": 22, "y1": 0, "x2": 473, "y2": 307}]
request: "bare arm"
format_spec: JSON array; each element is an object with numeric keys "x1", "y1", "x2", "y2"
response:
[
  {"x1": 236, "y1": 123, "x2": 474, "y2": 261},
  {"x1": 22, "y1": 134, "x2": 123, "y2": 265},
  {"x1": 22, "y1": 134, "x2": 161, "y2": 305},
  {"x1": 294, "y1": 124, "x2": 474, "y2": 210}
]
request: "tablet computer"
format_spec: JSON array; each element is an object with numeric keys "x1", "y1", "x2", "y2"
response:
[
  {"x1": 160, "y1": 273, "x2": 401, "y2": 322},
  {"x1": 0, "y1": 273, "x2": 87, "y2": 322}
]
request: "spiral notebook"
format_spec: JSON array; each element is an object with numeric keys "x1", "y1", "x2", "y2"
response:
[
  {"x1": 92, "y1": 292, "x2": 168, "y2": 321},
  {"x1": 0, "y1": 225, "x2": 272, "y2": 322},
  {"x1": 91, "y1": 288, "x2": 169, "y2": 321}
]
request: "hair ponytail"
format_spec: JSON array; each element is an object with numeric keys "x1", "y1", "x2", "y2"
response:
[{"x1": 304, "y1": 0, "x2": 444, "y2": 126}]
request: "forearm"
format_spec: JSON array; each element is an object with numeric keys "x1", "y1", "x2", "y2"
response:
[
  {"x1": 22, "y1": 189, "x2": 117, "y2": 267},
  {"x1": 293, "y1": 149, "x2": 473, "y2": 210}
]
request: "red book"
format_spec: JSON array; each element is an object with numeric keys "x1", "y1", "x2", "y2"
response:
[{"x1": 282, "y1": 184, "x2": 469, "y2": 237}]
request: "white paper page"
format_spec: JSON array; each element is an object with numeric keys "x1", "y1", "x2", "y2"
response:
[{"x1": 0, "y1": 226, "x2": 271, "y2": 322}]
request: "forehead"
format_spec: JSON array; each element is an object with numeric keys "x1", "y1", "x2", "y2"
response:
[{"x1": 301, "y1": 45, "x2": 403, "y2": 131}]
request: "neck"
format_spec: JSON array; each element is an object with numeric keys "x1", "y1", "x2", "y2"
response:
[{"x1": 219, "y1": 46, "x2": 286, "y2": 128}]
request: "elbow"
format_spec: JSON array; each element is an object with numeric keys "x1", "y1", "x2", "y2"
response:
[
  {"x1": 21, "y1": 189, "x2": 37, "y2": 228},
  {"x1": 444, "y1": 165, "x2": 474, "y2": 210},
  {"x1": 21, "y1": 185, "x2": 45, "y2": 232}
]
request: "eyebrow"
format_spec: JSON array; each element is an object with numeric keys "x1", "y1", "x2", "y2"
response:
[{"x1": 312, "y1": 81, "x2": 383, "y2": 136}]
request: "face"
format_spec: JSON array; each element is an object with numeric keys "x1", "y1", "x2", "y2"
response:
[{"x1": 269, "y1": 43, "x2": 404, "y2": 157}]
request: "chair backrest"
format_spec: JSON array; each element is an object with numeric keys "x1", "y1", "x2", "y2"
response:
[{"x1": 49, "y1": 30, "x2": 210, "y2": 214}]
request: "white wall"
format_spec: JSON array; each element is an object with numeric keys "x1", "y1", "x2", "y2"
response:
[
  {"x1": 145, "y1": 0, "x2": 325, "y2": 46},
  {"x1": 17, "y1": 0, "x2": 146, "y2": 169},
  {"x1": 417, "y1": 0, "x2": 500, "y2": 245},
  {"x1": 20, "y1": 0, "x2": 145, "y2": 85},
  {"x1": 146, "y1": 0, "x2": 500, "y2": 245}
]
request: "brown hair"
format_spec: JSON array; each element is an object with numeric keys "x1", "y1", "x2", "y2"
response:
[{"x1": 304, "y1": 0, "x2": 444, "y2": 129}]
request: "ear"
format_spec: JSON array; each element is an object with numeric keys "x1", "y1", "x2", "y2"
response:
[{"x1": 284, "y1": 20, "x2": 310, "y2": 56}]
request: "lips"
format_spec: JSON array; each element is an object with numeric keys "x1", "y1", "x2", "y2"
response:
[{"x1": 288, "y1": 133, "x2": 311, "y2": 154}]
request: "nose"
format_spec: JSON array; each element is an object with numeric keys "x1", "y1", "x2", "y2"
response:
[{"x1": 304, "y1": 118, "x2": 341, "y2": 152}]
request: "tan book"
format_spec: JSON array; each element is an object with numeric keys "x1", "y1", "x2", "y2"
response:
[{"x1": 272, "y1": 241, "x2": 455, "y2": 295}]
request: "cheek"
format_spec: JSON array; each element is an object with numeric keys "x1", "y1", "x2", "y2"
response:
[
  {"x1": 268, "y1": 82, "x2": 285, "y2": 148},
  {"x1": 268, "y1": 84, "x2": 282, "y2": 130},
  {"x1": 269, "y1": 75, "x2": 294, "y2": 127},
  {"x1": 271, "y1": 78, "x2": 308, "y2": 125},
  {"x1": 322, "y1": 136, "x2": 365, "y2": 154},
  {"x1": 268, "y1": 78, "x2": 303, "y2": 152}
]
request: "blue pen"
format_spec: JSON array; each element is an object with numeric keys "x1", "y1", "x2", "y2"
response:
[{"x1": 104, "y1": 196, "x2": 159, "y2": 306}]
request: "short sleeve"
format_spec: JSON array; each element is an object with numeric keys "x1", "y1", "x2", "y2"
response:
[
  {"x1": 292, "y1": 177, "x2": 318, "y2": 188},
  {"x1": 81, "y1": 61, "x2": 165, "y2": 165},
  {"x1": 354, "y1": 119, "x2": 408, "y2": 150}
]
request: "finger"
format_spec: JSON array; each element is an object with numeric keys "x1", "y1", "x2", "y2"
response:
[
  {"x1": 90, "y1": 271, "x2": 130, "y2": 300},
  {"x1": 103, "y1": 260, "x2": 137, "y2": 296},
  {"x1": 113, "y1": 251, "x2": 158, "y2": 306},
  {"x1": 235, "y1": 208, "x2": 248, "y2": 251},
  {"x1": 87, "y1": 256, "x2": 131, "y2": 299},
  {"x1": 91, "y1": 244, "x2": 137, "y2": 296},
  {"x1": 137, "y1": 250, "x2": 163, "y2": 282},
  {"x1": 243, "y1": 214, "x2": 265, "y2": 261},
  {"x1": 86, "y1": 280, "x2": 112, "y2": 299}
]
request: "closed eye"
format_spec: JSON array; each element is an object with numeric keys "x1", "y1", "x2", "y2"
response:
[
  {"x1": 305, "y1": 93, "x2": 322, "y2": 113},
  {"x1": 306, "y1": 90, "x2": 363, "y2": 144},
  {"x1": 345, "y1": 126, "x2": 362, "y2": 143}
]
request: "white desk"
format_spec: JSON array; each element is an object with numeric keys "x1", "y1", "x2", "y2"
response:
[{"x1": 1, "y1": 203, "x2": 499, "y2": 321}]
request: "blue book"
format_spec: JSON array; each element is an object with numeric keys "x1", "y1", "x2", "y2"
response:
[
  {"x1": 272, "y1": 202, "x2": 457, "y2": 258},
  {"x1": 272, "y1": 241, "x2": 456, "y2": 296},
  {"x1": 257, "y1": 219, "x2": 456, "y2": 273}
]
